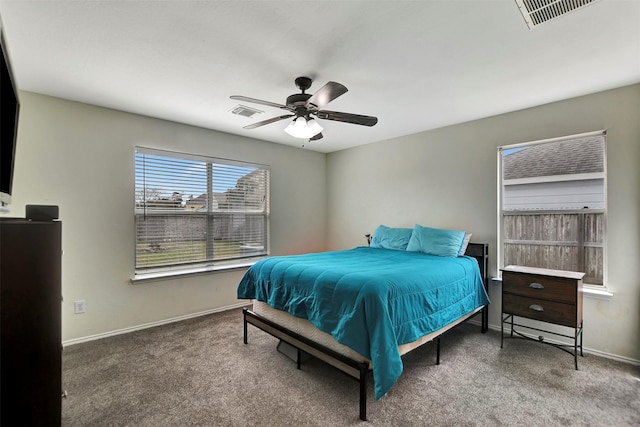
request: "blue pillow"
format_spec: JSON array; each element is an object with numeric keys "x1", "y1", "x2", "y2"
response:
[
  {"x1": 406, "y1": 225, "x2": 466, "y2": 257},
  {"x1": 370, "y1": 225, "x2": 413, "y2": 250}
]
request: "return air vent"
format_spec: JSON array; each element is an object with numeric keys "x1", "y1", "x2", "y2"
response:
[
  {"x1": 230, "y1": 105, "x2": 264, "y2": 118},
  {"x1": 515, "y1": 0, "x2": 601, "y2": 29}
]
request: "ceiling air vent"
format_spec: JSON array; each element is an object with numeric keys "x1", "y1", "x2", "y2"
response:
[
  {"x1": 515, "y1": 0, "x2": 601, "y2": 29},
  {"x1": 230, "y1": 105, "x2": 264, "y2": 118}
]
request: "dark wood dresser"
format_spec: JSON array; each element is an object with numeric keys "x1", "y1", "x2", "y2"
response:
[
  {"x1": 501, "y1": 265, "x2": 584, "y2": 369},
  {"x1": 1, "y1": 218, "x2": 62, "y2": 426}
]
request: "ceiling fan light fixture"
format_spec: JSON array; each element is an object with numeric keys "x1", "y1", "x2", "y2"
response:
[
  {"x1": 284, "y1": 117, "x2": 305, "y2": 137},
  {"x1": 306, "y1": 118, "x2": 323, "y2": 135},
  {"x1": 284, "y1": 116, "x2": 322, "y2": 139}
]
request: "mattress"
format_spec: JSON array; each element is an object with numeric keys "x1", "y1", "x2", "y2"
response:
[{"x1": 253, "y1": 300, "x2": 483, "y2": 364}]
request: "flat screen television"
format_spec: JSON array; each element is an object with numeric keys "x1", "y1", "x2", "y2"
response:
[{"x1": 0, "y1": 22, "x2": 20, "y2": 211}]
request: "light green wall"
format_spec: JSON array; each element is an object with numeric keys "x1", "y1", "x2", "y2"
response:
[
  {"x1": 327, "y1": 84, "x2": 640, "y2": 362},
  {"x1": 11, "y1": 84, "x2": 640, "y2": 362},
  {"x1": 11, "y1": 92, "x2": 327, "y2": 342}
]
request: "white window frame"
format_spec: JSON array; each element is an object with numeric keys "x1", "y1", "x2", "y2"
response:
[
  {"x1": 132, "y1": 147, "x2": 270, "y2": 282},
  {"x1": 497, "y1": 130, "x2": 612, "y2": 298}
]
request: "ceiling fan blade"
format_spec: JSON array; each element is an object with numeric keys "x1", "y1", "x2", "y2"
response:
[
  {"x1": 316, "y1": 110, "x2": 378, "y2": 127},
  {"x1": 243, "y1": 114, "x2": 293, "y2": 129},
  {"x1": 305, "y1": 82, "x2": 348, "y2": 110},
  {"x1": 230, "y1": 95, "x2": 287, "y2": 110},
  {"x1": 309, "y1": 132, "x2": 323, "y2": 141}
]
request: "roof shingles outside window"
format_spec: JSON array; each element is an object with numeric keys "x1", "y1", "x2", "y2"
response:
[{"x1": 503, "y1": 136, "x2": 604, "y2": 180}]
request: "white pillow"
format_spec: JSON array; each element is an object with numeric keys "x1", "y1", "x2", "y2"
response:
[{"x1": 458, "y1": 233, "x2": 472, "y2": 256}]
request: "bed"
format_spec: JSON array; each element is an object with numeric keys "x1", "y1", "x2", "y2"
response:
[{"x1": 237, "y1": 226, "x2": 489, "y2": 421}]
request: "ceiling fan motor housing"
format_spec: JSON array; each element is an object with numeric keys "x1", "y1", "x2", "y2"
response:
[
  {"x1": 286, "y1": 93, "x2": 312, "y2": 107},
  {"x1": 288, "y1": 77, "x2": 315, "y2": 117}
]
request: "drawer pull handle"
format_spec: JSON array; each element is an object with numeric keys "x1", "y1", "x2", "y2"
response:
[
  {"x1": 529, "y1": 282, "x2": 544, "y2": 289},
  {"x1": 529, "y1": 304, "x2": 544, "y2": 312}
]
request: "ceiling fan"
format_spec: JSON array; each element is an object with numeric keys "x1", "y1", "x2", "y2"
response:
[{"x1": 230, "y1": 76, "x2": 378, "y2": 141}]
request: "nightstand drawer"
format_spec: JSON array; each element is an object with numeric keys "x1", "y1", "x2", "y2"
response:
[
  {"x1": 503, "y1": 293, "x2": 579, "y2": 327},
  {"x1": 502, "y1": 271, "x2": 576, "y2": 304}
]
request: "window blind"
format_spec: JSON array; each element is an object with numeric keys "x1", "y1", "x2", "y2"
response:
[{"x1": 135, "y1": 147, "x2": 270, "y2": 274}]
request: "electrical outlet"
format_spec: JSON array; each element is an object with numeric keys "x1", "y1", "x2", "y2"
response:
[{"x1": 74, "y1": 300, "x2": 86, "y2": 314}]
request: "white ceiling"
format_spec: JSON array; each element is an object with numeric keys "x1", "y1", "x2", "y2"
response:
[{"x1": 0, "y1": 0, "x2": 638, "y2": 153}]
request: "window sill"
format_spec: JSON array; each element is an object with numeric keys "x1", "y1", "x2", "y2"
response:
[
  {"x1": 131, "y1": 258, "x2": 264, "y2": 284},
  {"x1": 582, "y1": 285, "x2": 614, "y2": 300},
  {"x1": 491, "y1": 277, "x2": 613, "y2": 301}
]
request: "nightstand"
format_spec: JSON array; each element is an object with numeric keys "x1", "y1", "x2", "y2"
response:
[{"x1": 501, "y1": 265, "x2": 585, "y2": 369}]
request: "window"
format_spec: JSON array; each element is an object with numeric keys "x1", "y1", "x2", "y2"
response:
[
  {"x1": 498, "y1": 131, "x2": 606, "y2": 285},
  {"x1": 134, "y1": 147, "x2": 270, "y2": 278}
]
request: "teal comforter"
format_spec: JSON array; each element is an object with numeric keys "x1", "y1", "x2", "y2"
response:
[{"x1": 237, "y1": 247, "x2": 489, "y2": 399}]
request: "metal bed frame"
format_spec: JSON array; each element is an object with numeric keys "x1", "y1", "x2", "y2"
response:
[{"x1": 242, "y1": 243, "x2": 489, "y2": 421}]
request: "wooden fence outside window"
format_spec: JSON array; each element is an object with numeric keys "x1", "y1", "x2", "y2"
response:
[{"x1": 503, "y1": 210, "x2": 604, "y2": 284}]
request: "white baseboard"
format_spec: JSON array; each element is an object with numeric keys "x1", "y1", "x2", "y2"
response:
[
  {"x1": 64, "y1": 306, "x2": 640, "y2": 368},
  {"x1": 62, "y1": 302, "x2": 250, "y2": 347},
  {"x1": 475, "y1": 321, "x2": 640, "y2": 367}
]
